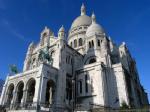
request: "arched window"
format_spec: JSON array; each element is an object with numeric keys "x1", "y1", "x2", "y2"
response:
[
  {"x1": 16, "y1": 82, "x2": 24, "y2": 104},
  {"x1": 98, "y1": 40, "x2": 100, "y2": 46},
  {"x1": 6, "y1": 84, "x2": 14, "y2": 105},
  {"x1": 89, "y1": 58, "x2": 96, "y2": 64},
  {"x1": 79, "y1": 38, "x2": 83, "y2": 46},
  {"x1": 89, "y1": 42, "x2": 91, "y2": 48},
  {"x1": 45, "y1": 80, "x2": 55, "y2": 104},
  {"x1": 26, "y1": 78, "x2": 36, "y2": 103},
  {"x1": 89, "y1": 41, "x2": 94, "y2": 49},
  {"x1": 92, "y1": 40, "x2": 94, "y2": 47},
  {"x1": 74, "y1": 39, "x2": 77, "y2": 48},
  {"x1": 43, "y1": 32, "x2": 47, "y2": 37}
]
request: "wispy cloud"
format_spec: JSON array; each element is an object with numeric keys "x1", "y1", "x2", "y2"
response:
[{"x1": 1, "y1": 19, "x2": 29, "y2": 42}]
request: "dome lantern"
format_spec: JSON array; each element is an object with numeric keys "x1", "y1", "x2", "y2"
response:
[
  {"x1": 58, "y1": 25, "x2": 65, "y2": 39},
  {"x1": 81, "y1": 3, "x2": 86, "y2": 16},
  {"x1": 91, "y1": 12, "x2": 96, "y2": 23}
]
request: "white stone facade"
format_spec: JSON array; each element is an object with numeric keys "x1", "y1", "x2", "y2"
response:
[{"x1": 0, "y1": 4, "x2": 149, "y2": 112}]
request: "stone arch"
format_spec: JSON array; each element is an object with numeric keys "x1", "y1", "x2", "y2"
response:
[
  {"x1": 45, "y1": 79, "x2": 55, "y2": 105},
  {"x1": 89, "y1": 58, "x2": 96, "y2": 64},
  {"x1": 84, "y1": 56, "x2": 96, "y2": 65},
  {"x1": 15, "y1": 81, "x2": 24, "y2": 104},
  {"x1": 50, "y1": 50, "x2": 55, "y2": 58},
  {"x1": 6, "y1": 83, "x2": 14, "y2": 105},
  {"x1": 41, "y1": 31, "x2": 48, "y2": 46},
  {"x1": 26, "y1": 78, "x2": 36, "y2": 103},
  {"x1": 79, "y1": 38, "x2": 83, "y2": 46}
]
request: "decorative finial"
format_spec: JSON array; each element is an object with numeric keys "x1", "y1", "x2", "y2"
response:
[
  {"x1": 122, "y1": 42, "x2": 126, "y2": 46},
  {"x1": 59, "y1": 25, "x2": 65, "y2": 32},
  {"x1": 108, "y1": 36, "x2": 112, "y2": 41},
  {"x1": 29, "y1": 42, "x2": 34, "y2": 48},
  {"x1": 91, "y1": 12, "x2": 96, "y2": 23},
  {"x1": 81, "y1": 3, "x2": 86, "y2": 16},
  {"x1": 103, "y1": 33, "x2": 106, "y2": 36},
  {"x1": 58, "y1": 25, "x2": 65, "y2": 39},
  {"x1": 45, "y1": 26, "x2": 48, "y2": 29}
]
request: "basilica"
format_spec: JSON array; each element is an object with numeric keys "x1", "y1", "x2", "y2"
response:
[{"x1": 0, "y1": 4, "x2": 149, "y2": 112}]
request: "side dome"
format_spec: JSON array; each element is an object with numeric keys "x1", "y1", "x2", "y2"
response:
[
  {"x1": 71, "y1": 15, "x2": 92, "y2": 29},
  {"x1": 86, "y1": 13, "x2": 104, "y2": 37}
]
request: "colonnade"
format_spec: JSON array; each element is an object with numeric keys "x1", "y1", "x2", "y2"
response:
[{"x1": 3, "y1": 78, "x2": 55, "y2": 109}]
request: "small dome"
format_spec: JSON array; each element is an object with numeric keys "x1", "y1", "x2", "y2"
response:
[
  {"x1": 71, "y1": 15, "x2": 92, "y2": 29},
  {"x1": 86, "y1": 23, "x2": 104, "y2": 37},
  {"x1": 86, "y1": 13, "x2": 104, "y2": 37}
]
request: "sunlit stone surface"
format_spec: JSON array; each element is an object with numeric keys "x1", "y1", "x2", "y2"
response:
[{"x1": 0, "y1": 3, "x2": 148, "y2": 112}]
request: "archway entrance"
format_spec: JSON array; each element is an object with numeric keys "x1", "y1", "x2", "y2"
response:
[
  {"x1": 6, "y1": 84, "x2": 14, "y2": 105},
  {"x1": 16, "y1": 82, "x2": 24, "y2": 104},
  {"x1": 45, "y1": 80, "x2": 55, "y2": 105},
  {"x1": 26, "y1": 79, "x2": 36, "y2": 103}
]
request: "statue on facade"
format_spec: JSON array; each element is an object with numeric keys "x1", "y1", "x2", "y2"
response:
[
  {"x1": 38, "y1": 47, "x2": 53, "y2": 65},
  {"x1": 9, "y1": 64, "x2": 18, "y2": 75}
]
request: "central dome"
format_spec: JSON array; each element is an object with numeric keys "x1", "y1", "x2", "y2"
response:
[
  {"x1": 71, "y1": 15, "x2": 92, "y2": 29},
  {"x1": 70, "y1": 3, "x2": 92, "y2": 29}
]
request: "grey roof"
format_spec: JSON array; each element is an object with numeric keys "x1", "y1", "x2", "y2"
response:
[{"x1": 71, "y1": 15, "x2": 92, "y2": 29}]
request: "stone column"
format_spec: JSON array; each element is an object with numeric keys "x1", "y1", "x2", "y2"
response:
[
  {"x1": 3, "y1": 92, "x2": 8, "y2": 105},
  {"x1": 21, "y1": 88, "x2": 27, "y2": 107},
  {"x1": 38, "y1": 77, "x2": 47, "y2": 104},
  {"x1": 33, "y1": 77, "x2": 42, "y2": 104},
  {"x1": 10, "y1": 89, "x2": 17, "y2": 109},
  {"x1": 0, "y1": 76, "x2": 9, "y2": 105},
  {"x1": 49, "y1": 87, "x2": 52, "y2": 104}
]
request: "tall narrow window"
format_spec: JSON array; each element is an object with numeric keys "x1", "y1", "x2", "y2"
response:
[
  {"x1": 66, "y1": 77, "x2": 72, "y2": 100},
  {"x1": 92, "y1": 40, "x2": 94, "y2": 47},
  {"x1": 79, "y1": 38, "x2": 83, "y2": 46},
  {"x1": 74, "y1": 39, "x2": 77, "y2": 48},
  {"x1": 79, "y1": 81, "x2": 82, "y2": 94},
  {"x1": 98, "y1": 40, "x2": 100, "y2": 46},
  {"x1": 85, "y1": 75, "x2": 88, "y2": 93},
  {"x1": 89, "y1": 42, "x2": 91, "y2": 48}
]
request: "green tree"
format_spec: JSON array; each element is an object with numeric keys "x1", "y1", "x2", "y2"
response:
[{"x1": 120, "y1": 101, "x2": 129, "y2": 109}]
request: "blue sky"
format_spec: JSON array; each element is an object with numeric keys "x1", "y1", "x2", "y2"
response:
[{"x1": 0, "y1": 0, "x2": 150, "y2": 102}]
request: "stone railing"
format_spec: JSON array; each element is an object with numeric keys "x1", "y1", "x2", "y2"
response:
[{"x1": 2, "y1": 102, "x2": 69, "y2": 112}]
